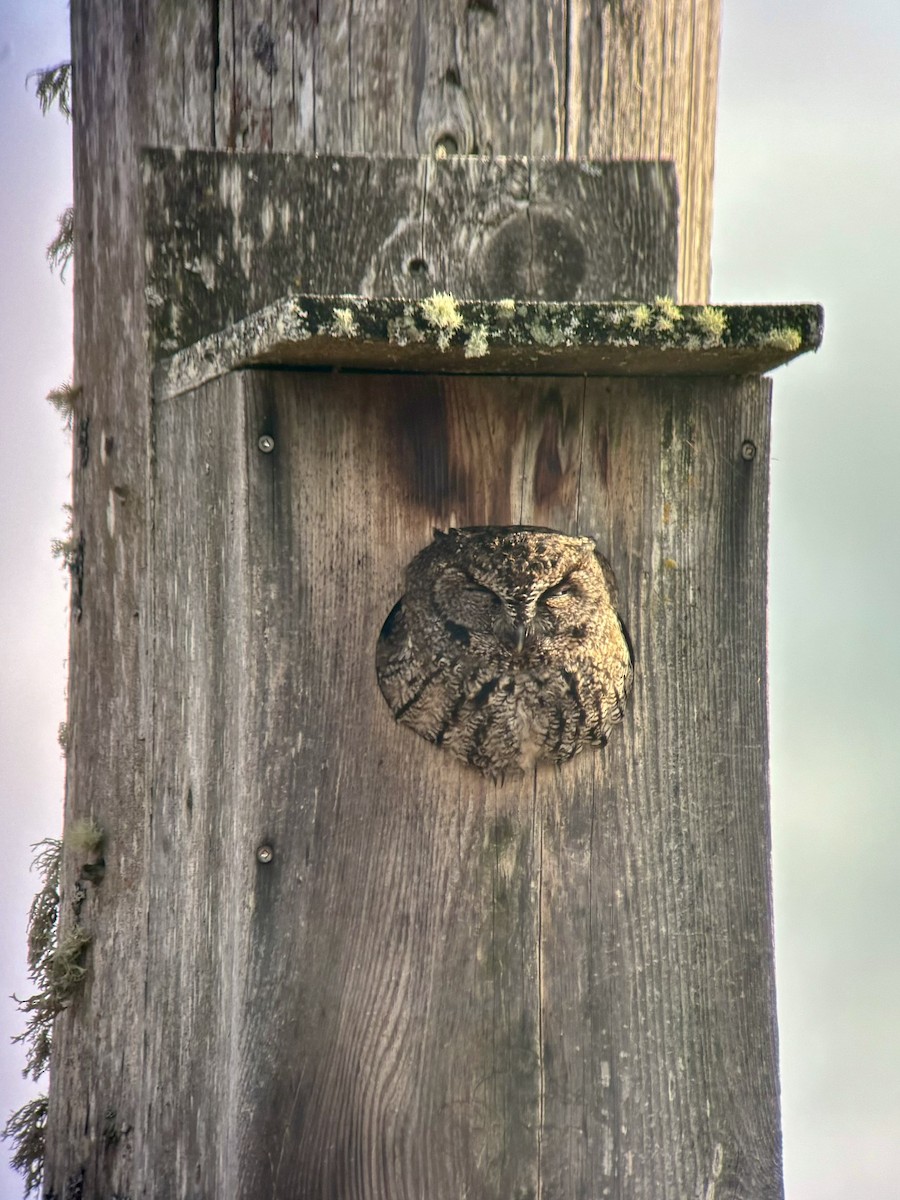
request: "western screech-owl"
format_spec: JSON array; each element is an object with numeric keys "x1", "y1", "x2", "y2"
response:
[{"x1": 376, "y1": 526, "x2": 633, "y2": 779}]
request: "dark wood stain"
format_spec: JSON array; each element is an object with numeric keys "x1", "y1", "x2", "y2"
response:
[{"x1": 392, "y1": 381, "x2": 459, "y2": 510}]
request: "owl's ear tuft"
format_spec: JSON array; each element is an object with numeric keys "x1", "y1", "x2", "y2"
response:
[{"x1": 432, "y1": 527, "x2": 449, "y2": 541}]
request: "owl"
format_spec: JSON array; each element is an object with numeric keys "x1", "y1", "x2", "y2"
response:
[{"x1": 376, "y1": 526, "x2": 633, "y2": 778}]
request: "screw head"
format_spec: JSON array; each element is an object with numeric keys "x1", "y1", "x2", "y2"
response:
[
  {"x1": 256, "y1": 844, "x2": 274, "y2": 864},
  {"x1": 741, "y1": 440, "x2": 757, "y2": 461},
  {"x1": 258, "y1": 435, "x2": 275, "y2": 454}
]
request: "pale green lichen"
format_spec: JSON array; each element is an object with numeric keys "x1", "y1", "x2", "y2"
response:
[
  {"x1": 66, "y1": 816, "x2": 105, "y2": 858},
  {"x1": 50, "y1": 512, "x2": 79, "y2": 572},
  {"x1": 387, "y1": 311, "x2": 425, "y2": 347},
  {"x1": 630, "y1": 304, "x2": 652, "y2": 331},
  {"x1": 3, "y1": 1094, "x2": 47, "y2": 1196},
  {"x1": 762, "y1": 326, "x2": 802, "y2": 352},
  {"x1": 44, "y1": 925, "x2": 91, "y2": 996},
  {"x1": 527, "y1": 312, "x2": 581, "y2": 348},
  {"x1": 464, "y1": 325, "x2": 489, "y2": 359},
  {"x1": 47, "y1": 205, "x2": 74, "y2": 280},
  {"x1": 652, "y1": 295, "x2": 683, "y2": 333},
  {"x1": 330, "y1": 306, "x2": 358, "y2": 338},
  {"x1": 45, "y1": 380, "x2": 80, "y2": 431},
  {"x1": 528, "y1": 321, "x2": 565, "y2": 348},
  {"x1": 695, "y1": 305, "x2": 728, "y2": 343},
  {"x1": 421, "y1": 291, "x2": 463, "y2": 349},
  {"x1": 496, "y1": 298, "x2": 517, "y2": 319},
  {"x1": 29, "y1": 60, "x2": 72, "y2": 120}
]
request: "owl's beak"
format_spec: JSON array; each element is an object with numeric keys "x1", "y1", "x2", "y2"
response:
[{"x1": 505, "y1": 622, "x2": 528, "y2": 656}]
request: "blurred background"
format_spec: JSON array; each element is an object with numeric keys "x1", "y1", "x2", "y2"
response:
[{"x1": 1, "y1": 1, "x2": 897, "y2": 1196}]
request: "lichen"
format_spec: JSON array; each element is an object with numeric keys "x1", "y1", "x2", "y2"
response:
[
  {"x1": 630, "y1": 304, "x2": 651, "y2": 331},
  {"x1": 387, "y1": 310, "x2": 425, "y2": 347},
  {"x1": 421, "y1": 291, "x2": 463, "y2": 349},
  {"x1": 464, "y1": 325, "x2": 489, "y2": 359},
  {"x1": 496, "y1": 298, "x2": 517, "y2": 319},
  {"x1": 695, "y1": 305, "x2": 727, "y2": 344},
  {"x1": 3, "y1": 1094, "x2": 47, "y2": 1196},
  {"x1": 11, "y1": 838, "x2": 92, "y2": 1090},
  {"x1": 66, "y1": 817, "x2": 105, "y2": 859},
  {"x1": 45, "y1": 381, "x2": 80, "y2": 431},
  {"x1": 651, "y1": 295, "x2": 683, "y2": 333},
  {"x1": 47, "y1": 205, "x2": 74, "y2": 280},
  {"x1": 330, "y1": 306, "x2": 358, "y2": 338},
  {"x1": 50, "y1": 517, "x2": 79, "y2": 572},
  {"x1": 761, "y1": 326, "x2": 802, "y2": 352}
]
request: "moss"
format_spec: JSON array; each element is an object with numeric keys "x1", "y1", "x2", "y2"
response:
[{"x1": 762, "y1": 326, "x2": 802, "y2": 352}]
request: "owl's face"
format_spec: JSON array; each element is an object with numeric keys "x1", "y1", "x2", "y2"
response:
[
  {"x1": 421, "y1": 527, "x2": 613, "y2": 661},
  {"x1": 377, "y1": 525, "x2": 633, "y2": 778}
]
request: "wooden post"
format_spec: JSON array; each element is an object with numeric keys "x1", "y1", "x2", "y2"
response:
[{"x1": 43, "y1": 3, "x2": 820, "y2": 1198}]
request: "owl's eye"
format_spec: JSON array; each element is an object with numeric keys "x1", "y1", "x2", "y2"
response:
[
  {"x1": 462, "y1": 577, "x2": 501, "y2": 605},
  {"x1": 540, "y1": 573, "x2": 580, "y2": 603}
]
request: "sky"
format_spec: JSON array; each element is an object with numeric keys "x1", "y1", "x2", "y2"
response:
[{"x1": 1, "y1": 1, "x2": 898, "y2": 1197}]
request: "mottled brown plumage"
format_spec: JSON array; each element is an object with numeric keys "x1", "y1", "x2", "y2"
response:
[{"x1": 376, "y1": 526, "x2": 633, "y2": 779}]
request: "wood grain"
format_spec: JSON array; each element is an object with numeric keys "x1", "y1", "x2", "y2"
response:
[
  {"x1": 214, "y1": 0, "x2": 720, "y2": 300},
  {"x1": 143, "y1": 150, "x2": 679, "y2": 352},
  {"x1": 52, "y1": 2, "x2": 725, "y2": 1195},
  {"x1": 137, "y1": 368, "x2": 781, "y2": 1198}
]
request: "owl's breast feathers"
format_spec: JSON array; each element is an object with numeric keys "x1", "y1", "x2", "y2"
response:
[{"x1": 376, "y1": 528, "x2": 634, "y2": 777}]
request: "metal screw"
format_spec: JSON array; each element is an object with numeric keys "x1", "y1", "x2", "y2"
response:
[
  {"x1": 258, "y1": 435, "x2": 275, "y2": 454},
  {"x1": 256, "y1": 844, "x2": 274, "y2": 864},
  {"x1": 741, "y1": 440, "x2": 757, "y2": 461}
]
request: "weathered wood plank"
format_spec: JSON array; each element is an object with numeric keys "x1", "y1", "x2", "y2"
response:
[
  {"x1": 565, "y1": 0, "x2": 722, "y2": 301},
  {"x1": 216, "y1": 1, "x2": 719, "y2": 299},
  {"x1": 153, "y1": 293, "x2": 823, "y2": 400},
  {"x1": 143, "y1": 150, "x2": 679, "y2": 352},
  {"x1": 51, "y1": 2, "x2": 727, "y2": 1195},
  {"x1": 45, "y1": 4, "x2": 219, "y2": 1197},
  {"x1": 143, "y1": 367, "x2": 780, "y2": 1198}
]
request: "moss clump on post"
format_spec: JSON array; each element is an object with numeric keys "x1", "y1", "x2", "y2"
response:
[{"x1": 5, "y1": 832, "x2": 96, "y2": 1194}]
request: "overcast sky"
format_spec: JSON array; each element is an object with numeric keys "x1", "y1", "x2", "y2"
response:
[{"x1": 1, "y1": 2, "x2": 898, "y2": 1197}]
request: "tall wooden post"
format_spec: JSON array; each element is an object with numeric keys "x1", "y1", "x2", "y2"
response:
[{"x1": 41, "y1": 3, "x2": 819, "y2": 1198}]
